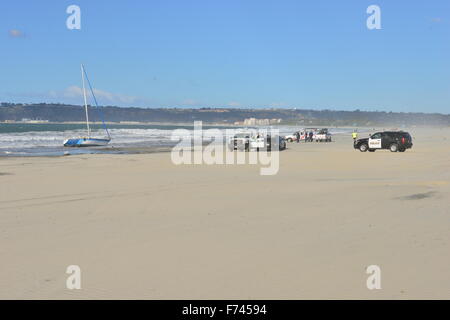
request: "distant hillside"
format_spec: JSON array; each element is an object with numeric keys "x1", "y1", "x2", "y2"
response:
[{"x1": 1, "y1": 102, "x2": 450, "y2": 126}]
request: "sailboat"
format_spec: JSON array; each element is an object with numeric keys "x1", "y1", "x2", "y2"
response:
[{"x1": 63, "y1": 64, "x2": 111, "y2": 147}]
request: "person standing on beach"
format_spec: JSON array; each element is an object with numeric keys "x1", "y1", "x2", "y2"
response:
[
  {"x1": 295, "y1": 131, "x2": 300, "y2": 143},
  {"x1": 352, "y1": 130, "x2": 358, "y2": 145}
]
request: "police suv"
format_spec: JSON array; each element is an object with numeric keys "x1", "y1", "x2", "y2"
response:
[{"x1": 354, "y1": 131, "x2": 413, "y2": 152}]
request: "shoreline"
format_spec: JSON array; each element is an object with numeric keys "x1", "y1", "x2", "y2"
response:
[{"x1": 0, "y1": 126, "x2": 433, "y2": 159}]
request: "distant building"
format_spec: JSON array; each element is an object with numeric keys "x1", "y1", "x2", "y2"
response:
[
  {"x1": 243, "y1": 118, "x2": 282, "y2": 125},
  {"x1": 244, "y1": 118, "x2": 256, "y2": 125},
  {"x1": 20, "y1": 118, "x2": 49, "y2": 123}
]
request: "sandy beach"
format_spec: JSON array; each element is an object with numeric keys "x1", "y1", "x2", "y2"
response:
[{"x1": 1, "y1": 127, "x2": 449, "y2": 299}]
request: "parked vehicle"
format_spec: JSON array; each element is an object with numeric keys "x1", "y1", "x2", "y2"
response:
[
  {"x1": 354, "y1": 131, "x2": 413, "y2": 152},
  {"x1": 285, "y1": 132, "x2": 299, "y2": 143},
  {"x1": 267, "y1": 136, "x2": 286, "y2": 151},
  {"x1": 285, "y1": 128, "x2": 317, "y2": 142},
  {"x1": 315, "y1": 128, "x2": 332, "y2": 142},
  {"x1": 228, "y1": 133, "x2": 251, "y2": 151},
  {"x1": 228, "y1": 134, "x2": 286, "y2": 151},
  {"x1": 250, "y1": 136, "x2": 265, "y2": 150}
]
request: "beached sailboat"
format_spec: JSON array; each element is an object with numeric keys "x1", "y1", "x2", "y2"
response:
[{"x1": 63, "y1": 64, "x2": 111, "y2": 147}]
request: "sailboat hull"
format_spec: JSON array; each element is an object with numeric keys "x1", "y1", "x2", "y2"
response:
[{"x1": 63, "y1": 138, "x2": 111, "y2": 147}]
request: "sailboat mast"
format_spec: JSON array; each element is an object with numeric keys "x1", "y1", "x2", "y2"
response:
[{"x1": 81, "y1": 64, "x2": 91, "y2": 137}]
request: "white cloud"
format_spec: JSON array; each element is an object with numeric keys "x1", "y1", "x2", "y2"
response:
[
  {"x1": 63, "y1": 86, "x2": 140, "y2": 105},
  {"x1": 5, "y1": 86, "x2": 149, "y2": 106},
  {"x1": 227, "y1": 101, "x2": 241, "y2": 107}
]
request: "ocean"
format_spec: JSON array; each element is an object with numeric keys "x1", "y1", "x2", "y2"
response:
[{"x1": 0, "y1": 123, "x2": 353, "y2": 156}]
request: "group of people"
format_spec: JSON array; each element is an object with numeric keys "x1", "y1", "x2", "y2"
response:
[
  {"x1": 295, "y1": 131, "x2": 314, "y2": 143},
  {"x1": 292, "y1": 129, "x2": 359, "y2": 144}
]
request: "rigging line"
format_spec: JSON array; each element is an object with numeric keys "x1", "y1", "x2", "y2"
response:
[{"x1": 82, "y1": 67, "x2": 111, "y2": 139}]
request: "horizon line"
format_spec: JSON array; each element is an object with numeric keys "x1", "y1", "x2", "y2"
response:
[{"x1": 1, "y1": 101, "x2": 449, "y2": 116}]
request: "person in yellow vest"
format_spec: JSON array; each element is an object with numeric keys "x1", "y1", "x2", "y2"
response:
[{"x1": 352, "y1": 130, "x2": 358, "y2": 145}]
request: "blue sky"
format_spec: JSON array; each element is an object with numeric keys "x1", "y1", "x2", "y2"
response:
[{"x1": 1, "y1": 0, "x2": 449, "y2": 113}]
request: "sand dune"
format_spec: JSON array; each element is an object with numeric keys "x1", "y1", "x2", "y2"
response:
[{"x1": 0, "y1": 127, "x2": 449, "y2": 299}]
